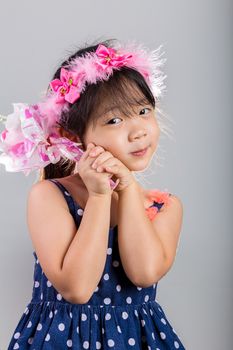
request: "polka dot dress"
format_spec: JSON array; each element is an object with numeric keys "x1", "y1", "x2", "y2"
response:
[{"x1": 8, "y1": 179, "x2": 186, "y2": 349}]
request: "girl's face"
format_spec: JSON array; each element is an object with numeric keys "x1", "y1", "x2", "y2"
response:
[{"x1": 82, "y1": 86, "x2": 160, "y2": 173}]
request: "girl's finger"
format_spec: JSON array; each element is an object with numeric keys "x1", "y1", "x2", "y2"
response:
[
  {"x1": 98, "y1": 163, "x2": 117, "y2": 173},
  {"x1": 91, "y1": 153, "x2": 114, "y2": 169},
  {"x1": 83, "y1": 143, "x2": 95, "y2": 159},
  {"x1": 89, "y1": 146, "x2": 105, "y2": 157}
]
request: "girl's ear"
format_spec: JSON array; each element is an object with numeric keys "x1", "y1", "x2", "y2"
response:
[{"x1": 56, "y1": 126, "x2": 80, "y2": 143}]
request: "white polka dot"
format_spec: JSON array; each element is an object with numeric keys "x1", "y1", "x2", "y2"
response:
[
  {"x1": 142, "y1": 308, "x2": 147, "y2": 315},
  {"x1": 134, "y1": 310, "x2": 139, "y2": 317},
  {"x1": 45, "y1": 333, "x2": 50, "y2": 341},
  {"x1": 107, "y1": 339, "x2": 115, "y2": 347},
  {"x1": 172, "y1": 328, "x2": 177, "y2": 334},
  {"x1": 69, "y1": 312, "x2": 73, "y2": 318},
  {"x1": 49, "y1": 311, "x2": 53, "y2": 318},
  {"x1": 144, "y1": 294, "x2": 149, "y2": 302},
  {"x1": 122, "y1": 311, "x2": 128, "y2": 319},
  {"x1": 47, "y1": 280, "x2": 52, "y2": 287},
  {"x1": 65, "y1": 191, "x2": 71, "y2": 196},
  {"x1": 137, "y1": 287, "x2": 142, "y2": 291},
  {"x1": 58, "y1": 323, "x2": 65, "y2": 331},
  {"x1": 55, "y1": 309, "x2": 58, "y2": 314},
  {"x1": 174, "y1": 341, "x2": 180, "y2": 348},
  {"x1": 107, "y1": 247, "x2": 112, "y2": 255},
  {"x1": 67, "y1": 339, "x2": 72, "y2": 347},
  {"x1": 13, "y1": 343, "x2": 19, "y2": 349},
  {"x1": 81, "y1": 313, "x2": 87, "y2": 321},
  {"x1": 102, "y1": 327, "x2": 105, "y2": 334},
  {"x1": 27, "y1": 321, "x2": 32, "y2": 328},
  {"x1": 77, "y1": 208, "x2": 84, "y2": 216},
  {"x1": 116, "y1": 285, "x2": 121, "y2": 292},
  {"x1": 83, "y1": 340, "x2": 89, "y2": 349},
  {"x1": 117, "y1": 325, "x2": 122, "y2": 333},
  {"x1": 161, "y1": 317, "x2": 167, "y2": 325},
  {"x1": 56, "y1": 293, "x2": 62, "y2": 300},
  {"x1": 152, "y1": 332, "x2": 155, "y2": 340},
  {"x1": 13, "y1": 332, "x2": 20, "y2": 339},
  {"x1": 126, "y1": 296, "x2": 132, "y2": 304},
  {"x1": 76, "y1": 326, "x2": 79, "y2": 333},
  {"x1": 34, "y1": 281, "x2": 40, "y2": 288},
  {"x1": 128, "y1": 338, "x2": 136, "y2": 346},
  {"x1": 105, "y1": 313, "x2": 111, "y2": 320},
  {"x1": 96, "y1": 341, "x2": 101, "y2": 349},
  {"x1": 24, "y1": 307, "x2": 29, "y2": 315},
  {"x1": 141, "y1": 319, "x2": 146, "y2": 327},
  {"x1": 28, "y1": 337, "x2": 33, "y2": 344},
  {"x1": 112, "y1": 260, "x2": 119, "y2": 267},
  {"x1": 103, "y1": 297, "x2": 111, "y2": 305},
  {"x1": 94, "y1": 313, "x2": 98, "y2": 321},
  {"x1": 149, "y1": 309, "x2": 153, "y2": 316},
  {"x1": 103, "y1": 273, "x2": 109, "y2": 280},
  {"x1": 40, "y1": 292, "x2": 43, "y2": 300},
  {"x1": 36, "y1": 323, "x2": 42, "y2": 331},
  {"x1": 160, "y1": 331, "x2": 166, "y2": 340}
]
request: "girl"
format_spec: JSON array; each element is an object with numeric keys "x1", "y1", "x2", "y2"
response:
[{"x1": 1, "y1": 38, "x2": 185, "y2": 349}]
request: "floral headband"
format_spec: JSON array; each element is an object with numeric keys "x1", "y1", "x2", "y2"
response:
[{"x1": 0, "y1": 41, "x2": 166, "y2": 189}]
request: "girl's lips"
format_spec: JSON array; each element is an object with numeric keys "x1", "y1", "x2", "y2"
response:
[{"x1": 130, "y1": 146, "x2": 149, "y2": 156}]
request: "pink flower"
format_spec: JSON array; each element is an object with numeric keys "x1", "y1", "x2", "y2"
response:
[
  {"x1": 95, "y1": 44, "x2": 133, "y2": 70},
  {"x1": 50, "y1": 68, "x2": 82, "y2": 104},
  {"x1": 146, "y1": 189, "x2": 172, "y2": 207},
  {"x1": 145, "y1": 206, "x2": 159, "y2": 221}
]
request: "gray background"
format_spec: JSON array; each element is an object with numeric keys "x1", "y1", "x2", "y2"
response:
[{"x1": 0, "y1": 0, "x2": 232, "y2": 349}]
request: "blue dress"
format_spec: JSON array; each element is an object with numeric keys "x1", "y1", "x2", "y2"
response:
[{"x1": 8, "y1": 179, "x2": 186, "y2": 349}]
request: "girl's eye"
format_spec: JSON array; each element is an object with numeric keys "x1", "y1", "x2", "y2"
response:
[
  {"x1": 106, "y1": 117, "x2": 122, "y2": 125},
  {"x1": 139, "y1": 107, "x2": 151, "y2": 115},
  {"x1": 105, "y1": 108, "x2": 151, "y2": 125}
]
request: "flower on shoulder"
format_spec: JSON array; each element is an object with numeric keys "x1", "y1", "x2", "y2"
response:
[
  {"x1": 145, "y1": 206, "x2": 159, "y2": 221},
  {"x1": 146, "y1": 189, "x2": 171, "y2": 206}
]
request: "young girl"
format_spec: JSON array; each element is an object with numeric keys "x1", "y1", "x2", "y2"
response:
[{"x1": 1, "y1": 38, "x2": 185, "y2": 349}]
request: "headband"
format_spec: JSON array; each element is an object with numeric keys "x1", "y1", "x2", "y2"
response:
[{"x1": 0, "y1": 40, "x2": 166, "y2": 189}]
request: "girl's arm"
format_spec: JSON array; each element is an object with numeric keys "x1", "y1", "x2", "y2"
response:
[
  {"x1": 117, "y1": 182, "x2": 183, "y2": 287},
  {"x1": 27, "y1": 180, "x2": 112, "y2": 304}
]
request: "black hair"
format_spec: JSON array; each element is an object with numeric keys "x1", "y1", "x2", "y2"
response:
[{"x1": 39, "y1": 38, "x2": 156, "y2": 180}]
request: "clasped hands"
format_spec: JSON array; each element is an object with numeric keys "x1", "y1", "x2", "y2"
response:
[{"x1": 88, "y1": 142, "x2": 136, "y2": 193}]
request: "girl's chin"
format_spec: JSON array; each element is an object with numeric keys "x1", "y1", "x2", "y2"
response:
[{"x1": 128, "y1": 162, "x2": 150, "y2": 172}]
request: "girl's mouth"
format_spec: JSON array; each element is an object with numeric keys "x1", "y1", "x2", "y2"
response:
[{"x1": 130, "y1": 146, "x2": 149, "y2": 156}]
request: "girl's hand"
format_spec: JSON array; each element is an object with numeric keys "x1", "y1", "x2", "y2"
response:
[
  {"x1": 88, "y1": 143, "x2": 136, "y2": 193},
  {"x1": 76, "y1": 143, "x2": 115, "y2": 196}
]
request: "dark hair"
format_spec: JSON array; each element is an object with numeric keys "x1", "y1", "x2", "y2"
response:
[{"x1": 39, "y1": 38, "x2": 156, "y2": 181}]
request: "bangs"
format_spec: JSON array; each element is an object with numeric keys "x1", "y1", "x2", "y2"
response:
[{"x1": 88, "y1": 67, "x2": 156, "y2": 128}]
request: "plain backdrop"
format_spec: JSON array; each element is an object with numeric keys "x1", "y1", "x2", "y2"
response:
[{"x1": 0, "y1": 0, "x2": 232, "y2": 349}]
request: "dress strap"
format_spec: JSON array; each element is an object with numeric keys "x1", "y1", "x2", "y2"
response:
[{"x1": 47, "y1": 179, "x2": 76, "y2": 218}]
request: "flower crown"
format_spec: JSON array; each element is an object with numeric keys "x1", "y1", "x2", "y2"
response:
[{"x1": 0, "y1": 40, "x2": 167, "y2": 189}]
